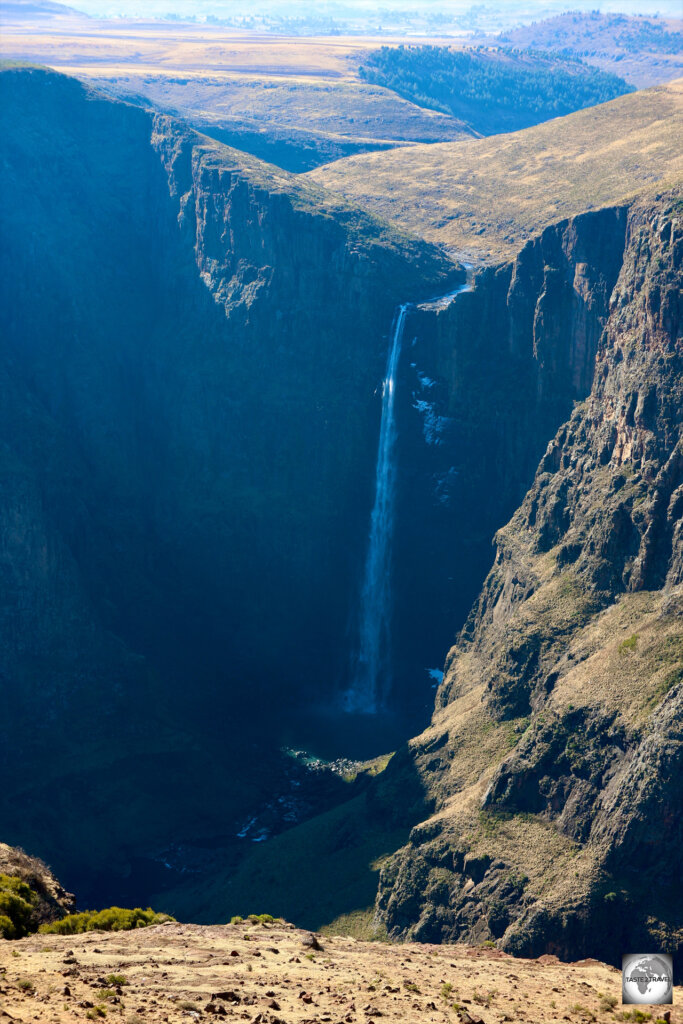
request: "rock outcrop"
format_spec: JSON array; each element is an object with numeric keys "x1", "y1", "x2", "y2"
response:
[
  {"x1": 372, "y1": 190, "x2": 683, "y2": 967},
  {"x1": 0, "y1": 844, "x2": 75, "y2": 931}
]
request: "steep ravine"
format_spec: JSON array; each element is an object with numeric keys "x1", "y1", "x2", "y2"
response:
[
  {"x1": 2, "y1": 65, "x2": 680, "y2": 961},
  {"x1": 162, "y1": 201, "x2": 641, "y2": 930}
]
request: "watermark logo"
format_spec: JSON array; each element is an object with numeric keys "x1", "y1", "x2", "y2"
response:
[{"x1": 622, "y1": 954, "x2": 673, "y2": 1005}]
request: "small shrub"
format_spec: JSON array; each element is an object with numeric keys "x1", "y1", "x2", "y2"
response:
[
  {"x1": 619, "y1": 633, "x2": 639, "y2": 653},
  {"x1": 230, "y1": 915, "x2": 243, "y2": 924},
  {"x1": 18, "y1": 979, "x2": 34, "y2": 992},
  {"x1": 104, "y1": 974, "x2": 127, "y2": 986}
]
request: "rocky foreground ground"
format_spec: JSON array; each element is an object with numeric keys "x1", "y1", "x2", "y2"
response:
[{"x1": 1, "y1": 921, "x2": 680, "y2": 1024}]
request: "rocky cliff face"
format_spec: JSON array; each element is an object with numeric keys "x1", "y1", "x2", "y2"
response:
[
  {"x1": 392, "y1": 206, "x2": 628, "y2": 703},
  {"x1": 0, "y1": 66, "x2": 456, "y2": 893},
  {"x1": 372, "y1": 191, "x2": 683, "y2": 966}
]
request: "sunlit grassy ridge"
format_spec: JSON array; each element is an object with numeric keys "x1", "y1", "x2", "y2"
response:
[{"x1": 309, "y1": 80, "x2": 683, "y2": 260}]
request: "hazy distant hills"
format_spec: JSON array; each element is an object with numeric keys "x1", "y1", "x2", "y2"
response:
[
  {"x1": 490, "y1": 10, "x2": 683, "y2": 88},
  {"x1": 0, "y1": 0, "x2": 85, "y2": 19}
]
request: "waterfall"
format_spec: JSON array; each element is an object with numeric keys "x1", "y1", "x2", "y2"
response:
[{"x1": 344, "y1": 304, "x2": 410, "y2": 714}]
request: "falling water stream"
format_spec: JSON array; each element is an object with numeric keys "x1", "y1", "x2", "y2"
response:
[
  {"x1": 344, "y1": 304, "x2": 409, "y2": 714},
  {"x1": 344, "y1": 278, "x2": 472, "y2": 716}
]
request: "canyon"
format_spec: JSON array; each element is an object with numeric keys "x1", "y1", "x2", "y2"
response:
[{"x1": 0, "y1": 53, "x2": 681, "y2": 976}]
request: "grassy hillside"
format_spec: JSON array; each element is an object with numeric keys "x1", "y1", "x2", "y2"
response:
[
  {"x1": 87, "y1": 73, "x2": 474, "y2": 172},
  {"x1": 309, "y1": 80, "x2": 683, "y2": 260},
  {"x1": 359, "y1": 45, "x2": 633, "y2": 135}
]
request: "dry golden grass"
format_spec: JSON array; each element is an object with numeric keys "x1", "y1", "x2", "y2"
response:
[
  {"x1": 310, "y1": 80, "x2": 683, "y2": 260},
  {"x1": 0, "y1": 10, "x2": 458, "y2": 85},
  {"x1": 3, "y1": 919, "x2": 680, "y2": 1023},
  {"x1": 0, "y1": 15, "x2": 472, "y2": 154}
]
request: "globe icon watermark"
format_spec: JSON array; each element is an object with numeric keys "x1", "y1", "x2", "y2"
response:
[{"x1": 622, "y1": 954, "x2": 673, "y2": 1005}]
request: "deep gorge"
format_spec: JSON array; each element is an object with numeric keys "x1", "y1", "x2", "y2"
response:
[{"x1": 0, "y1": 65, "x2": 658, "y2": 923}]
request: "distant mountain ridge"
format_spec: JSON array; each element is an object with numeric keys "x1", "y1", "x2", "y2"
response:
[{"x1": 490, "y1": 10, "x2": 683, "y2": 88}]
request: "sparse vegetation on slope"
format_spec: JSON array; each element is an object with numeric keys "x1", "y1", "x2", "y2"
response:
[
  {"x1": 359, "y1": 45, "x2": 633, "y2": 135},
  {"x1": 0, "y1": 875, "x2": 37, "y2": 939},
  {"x1": 0, "y1": 845, "x2": 75, "y2": 934}
]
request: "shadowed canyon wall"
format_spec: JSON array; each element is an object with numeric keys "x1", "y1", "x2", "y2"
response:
[{"x1": 0, "y1": 66, "x2": 455, "y2": 890}]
